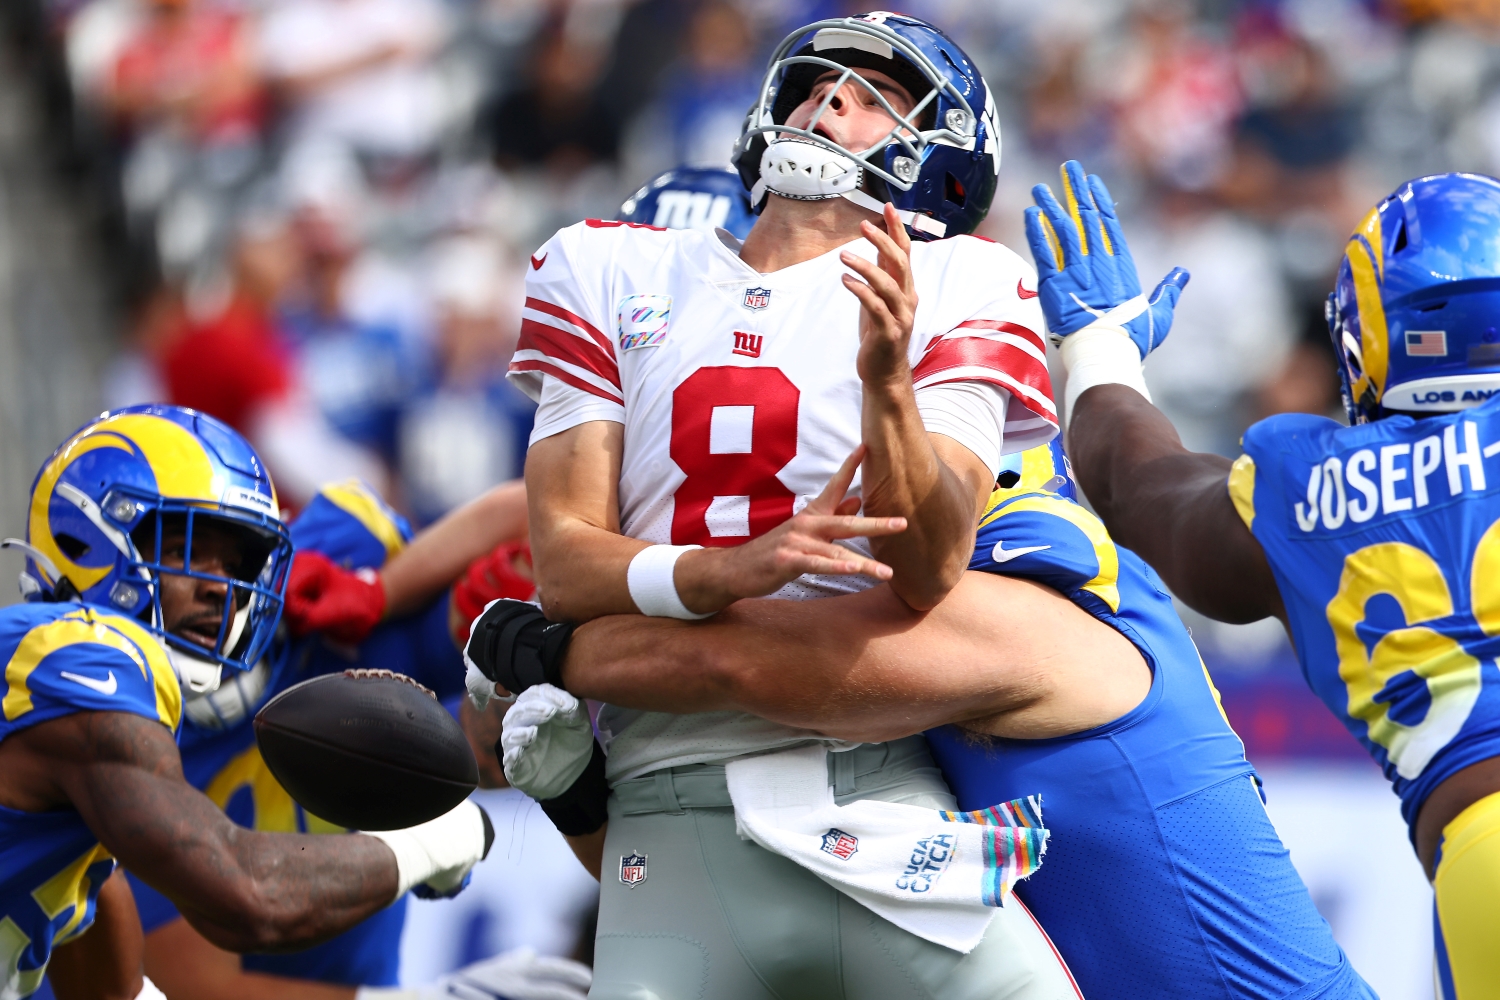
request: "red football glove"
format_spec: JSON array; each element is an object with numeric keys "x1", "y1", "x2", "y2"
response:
[
  {"x1": 452, "y1": 540, "x2": 535, "y2": 644},
  {"x1": 283, "y1": 549, "x2": 387, "y2": 644}
]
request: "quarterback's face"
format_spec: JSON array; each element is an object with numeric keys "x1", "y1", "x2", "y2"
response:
[{"x1": 786, "y1": 68, "x2": 917, "y2": 153}]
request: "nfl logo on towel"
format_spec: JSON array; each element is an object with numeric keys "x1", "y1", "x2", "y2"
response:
[
  {"x1": 820, "y1": 828, "x2": 859, "y2": 860},
  {"x1": 1406, "y1": 330, "x2": 1447, "y2": 356},
  {"x1": 620, "y1": 851, "x2": 648, "y2": 887},
  {"x1": 618, "y1": 293, "x2": 672, "y2": 351},
  {"x1": 743, "y1": 286, "x2": 771, "y2": 311}
]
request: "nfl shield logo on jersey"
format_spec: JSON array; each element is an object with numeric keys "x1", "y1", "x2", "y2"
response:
[
  {"x1": 820, "y1": 828, "x2": 859, "y2": 860},
  {"x1": 743, "y1": 286, "x2": 772, "y2": 311},
  {"x1": 620, "y1": 851, "x2": 648, "y2": 887}
]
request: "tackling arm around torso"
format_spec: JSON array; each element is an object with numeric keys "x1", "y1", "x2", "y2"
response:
[{"x1": 559, "y1": 569, "x2": 1150, "y2": 743}]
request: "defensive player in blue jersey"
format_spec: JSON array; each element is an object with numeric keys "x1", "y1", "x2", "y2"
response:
[
  {"x1": 465, "y1": 437, "x2": 1377, "y2": 1000},
  {"x1": 116, "y1": 478, "x2": 588, "y2": 1000},
  {"x1": 1024, "y1": 163, "x2": 1500, "y2": 999},
  {"x1": 0, "y1": 405, "x2": 494, "y2": 997}
]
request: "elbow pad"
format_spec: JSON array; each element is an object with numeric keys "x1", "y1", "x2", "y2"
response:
[
  {"x1": 532, "y1": 741, "x2": 610, "y2": 838},
  {"x1": 464, "y1": 599, "x2": 577, "y2": 695}
]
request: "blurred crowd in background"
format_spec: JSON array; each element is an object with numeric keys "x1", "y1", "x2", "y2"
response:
[
  {"x1": 6, "y1": 0, "x2": 1500, "y2": 991},
  {"x1": 21, "y1": 0, "x2": 1500, "y2": 522}
]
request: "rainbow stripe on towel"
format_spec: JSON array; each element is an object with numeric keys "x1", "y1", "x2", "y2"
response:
[{"x1": 940, "y1": 794, "x2": 1048, "y2": 906}]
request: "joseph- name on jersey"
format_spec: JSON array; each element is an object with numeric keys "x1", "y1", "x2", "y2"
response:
[
  {"x1": 929, "y1": 444, "x2": 1372, "y2": 1000},
  {"x1": 126, "y1": 480, "x2": 462, "y2": 987},
  {"x1": 508, "y1": 220, "x2": 1056, "y2": 780},
  {"x1": 0, "y1": 603, "x2": 181, "y2": 998},
  {"x1": 1233, "y1": 398, "x2": 1500, "y2": 827}
]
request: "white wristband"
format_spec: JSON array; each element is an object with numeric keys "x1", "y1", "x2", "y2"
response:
[
  {"x1": 364, "y1": 800, "x2": 487, "y2": 899},
  {"x1": 1059, "y1": 324, "x2": 1153, "y2": 426},
  {"x1": 627, "y1": 544, "x2": 712, "y2": 619},
  {"x1": 135, "y1": 976, "x2": 168, "y2": 1000},
  {"x1": 355, "y1": 989, "x2": 420, "y2": 1000}
]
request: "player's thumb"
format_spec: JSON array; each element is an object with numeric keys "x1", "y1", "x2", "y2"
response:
[{"x1": 1150, "y1": 267, "x2": 1190, "y2": 307}]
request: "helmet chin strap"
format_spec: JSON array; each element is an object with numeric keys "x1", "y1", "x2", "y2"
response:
[
  {"x1": 167, "y1": 644, "x2": 223, "y2": 697},
  {"x1": 756, "y1": 138, "x2": 946, "y2": 238}
]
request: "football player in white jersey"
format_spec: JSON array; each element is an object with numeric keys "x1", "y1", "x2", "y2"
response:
[{"x1": 478, "y1": 12, "x2": 1076, "y2": 999}]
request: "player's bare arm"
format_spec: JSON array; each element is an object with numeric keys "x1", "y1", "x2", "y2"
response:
[
  {"x1": 46, "y1": 868, "x2": 143, "y2": 1000},
  {"x1": 1069, "y1": 385, "x2": 1283, "y2": 624},
  {"x1": 560, "y1": 570, "x2": 1149, "y2": 742},
  {"x1": 528, "y1": 420, "x2": 904, "y2": 621},
  {"x1": 844, "y1": 203, "x2": 994, "y2": 609},
  {"x1": 1023, "y1": 160, "x2": 1282, "y2": 624},
  {"x1": 381, "y1": 478, "x2": 528, "y2": 617},
  {"x1": 0, "y1": 708, "x2": 400, "y2": 954}
]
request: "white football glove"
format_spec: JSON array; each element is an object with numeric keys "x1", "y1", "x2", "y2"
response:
[
  {"x1": 500, "y1": 684, "x2": 596, "y2": 800},
  {"x1": 356, "y1": 946, "x2": 591, "y2": 1000}
]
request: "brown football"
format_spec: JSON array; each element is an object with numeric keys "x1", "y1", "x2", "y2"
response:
[{"x1": 254, "y1": 669, "x2": 479, "y2": 830}]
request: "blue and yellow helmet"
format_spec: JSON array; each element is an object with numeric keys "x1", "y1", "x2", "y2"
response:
[
  {"x1": 11, "y1": 405, "x2": 292, "y2": 684},
  {"x1": 1329, "y1": 172, "x2": 1500, "y2": 424}
]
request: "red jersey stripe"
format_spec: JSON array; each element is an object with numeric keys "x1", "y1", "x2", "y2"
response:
[
  {"x1": 913, "y1": 337, "x2": 1053, "y2": 397},
  {"x1": 509, "y1": 358, "x2": 624, "y2": 404},
  {"x1": 525, "y1": 297, "x2": 613, "y2": 354},
  {"x1": 518, "y1": 319, "x2": 620, "y2": 388},
  {"x1": 951, "y1": 320, "x2": 1046, "y2": 354}
]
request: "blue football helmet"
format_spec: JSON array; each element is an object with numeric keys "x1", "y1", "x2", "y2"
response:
[
  {"x1": 619, "y1": 166, "x2": 757, "y2": 240},
  {"x1": 7, "y1": 405, "x2": 292, "y2": 698},
  {"x1": 1329, "y1": 172, "x2": 1500, "y2": 423},
  {"x1": 732, "y1": 11, "x2": 1001, "y2": 241}
]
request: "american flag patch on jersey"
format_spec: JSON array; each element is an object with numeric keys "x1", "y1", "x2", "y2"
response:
[{"x1": 1406, "y1": 330, "x2": 1447, "y2": 356}]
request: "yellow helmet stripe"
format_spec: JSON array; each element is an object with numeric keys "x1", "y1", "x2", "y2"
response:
[{"x1": 1347, "y1": 234, "x2": 1390, "y2": 405}]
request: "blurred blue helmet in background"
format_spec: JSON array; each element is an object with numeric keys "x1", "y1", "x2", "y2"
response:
[
  {"x1": 1328, "y1": 172, "x2": 1500, "y2": 424},
  {"x1": 733, "y1": 11, "x2": 1001, "y2": 241},
  {"x1": 618, "y1": 166, "x2": 757, "y2": 240}
]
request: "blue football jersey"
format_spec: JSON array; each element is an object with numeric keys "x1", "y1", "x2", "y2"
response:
[
  {"x1": 927, "y1": 479, "x2": 1374, "y2": 1000},
  {"x1": 127, "y1": 479, "x2": 461, "y2": 986},
  {"x1": 0, "y1": 603, "x2": 181, "y2": 997},
  {"x1": 1233, "y1": 397, "x2": 1500, "y2": 828}
]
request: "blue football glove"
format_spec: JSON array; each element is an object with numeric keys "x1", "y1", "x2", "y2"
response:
[{"x1": 1023, "y1": 160, "x2": 1190, "y2": 359}]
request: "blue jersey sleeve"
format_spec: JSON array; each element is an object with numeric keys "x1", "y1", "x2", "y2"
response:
[
  {"x1": 291, "y1": 480, "x2": 414, "y2": 570},
  {"x1": 0, "y1": 607, "x2": 181, "y2": 737},
  {"x1": 971, "y1": 490, "x2": 1122, "y2": 615}
]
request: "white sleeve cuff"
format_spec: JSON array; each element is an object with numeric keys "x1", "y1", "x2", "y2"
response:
[
  {"x1": 915, "y1": 381, "x2": 1009, "y2": 479},
  {"x1": 526, "y1": 374, "x2": 625, "y2": 446}
]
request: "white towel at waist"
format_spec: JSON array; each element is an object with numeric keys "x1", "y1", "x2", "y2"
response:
[{"x1": 724, "y1": 744, "x2": 1048, "y2": 954}]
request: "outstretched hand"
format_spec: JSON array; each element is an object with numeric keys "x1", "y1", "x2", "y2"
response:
[
  {"x1": 844, "y1": 203, "x2": 919, "y2": 388},
  {"x1": 678, "y1": 445, "x2": 907, "y2": 613},
  {"x1": 1024, "y1": 160, "x2": 1189, "y2": 359}
]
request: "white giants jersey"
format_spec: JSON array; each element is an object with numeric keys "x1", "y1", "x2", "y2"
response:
[{"x1": 508, "y1": 219, "x2": 1056, "y2": 779}]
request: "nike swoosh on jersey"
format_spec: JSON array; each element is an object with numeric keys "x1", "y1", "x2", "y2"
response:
[
  {"x1": 530, "y1": 253, "x2": 548, "y2": 270},
  {"x1": 59, "y1": 670, "x2": 118, "y2": 696},
  {"x1": 990, "y1": 541, "x2": 1051, "y2": 563},
  {"x1": 1017, "y1": 279, "x2": 1038, "y2": 300}
]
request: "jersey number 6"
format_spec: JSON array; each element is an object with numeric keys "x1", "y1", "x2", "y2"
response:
[
  {"x1": 670, "y1": 367, "x2": 800, "y2": 547},
  {"x1": 1326, "y1": 520, "x2": 1500, "y2": 779}
]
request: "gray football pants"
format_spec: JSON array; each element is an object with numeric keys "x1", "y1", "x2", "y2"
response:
[{"x1": 589, "y1": 737, "x2": 1081, "y2": 1000}]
